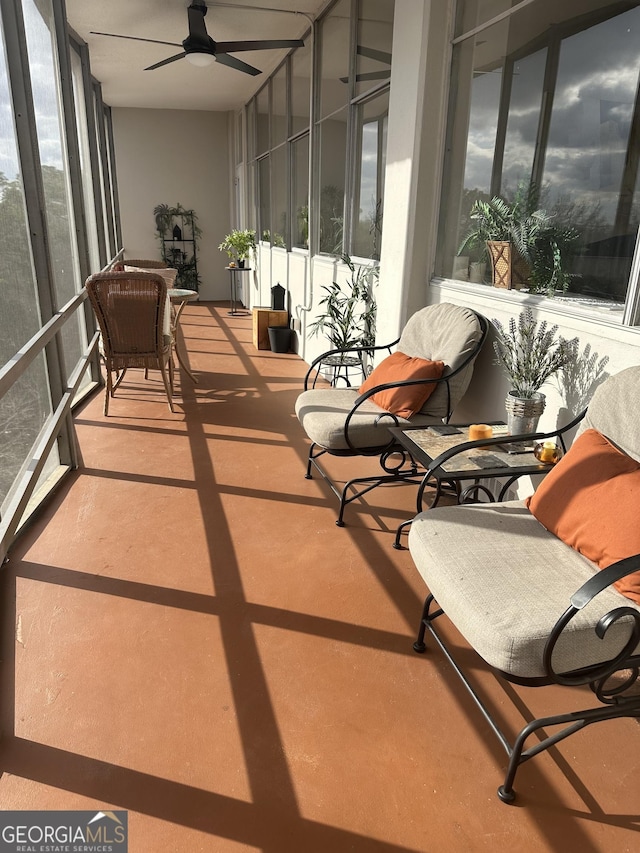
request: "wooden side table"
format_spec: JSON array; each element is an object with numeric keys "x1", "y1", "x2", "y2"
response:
[{"x1": 252, "y1": 307, "x2": 289, "y2": 350}]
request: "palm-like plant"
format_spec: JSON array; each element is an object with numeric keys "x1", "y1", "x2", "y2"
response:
[
  {"x1": 309, "y1": 255, "x2": 378, "y2": 351},
  {"x1": 458, "y1": 183, "x2": 579, "y2": 295}
]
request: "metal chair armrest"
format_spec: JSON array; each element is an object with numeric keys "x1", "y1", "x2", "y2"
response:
[
  {"x1": 303, "y1": 339, "x2": 399, "y2": 389},
  {"x1": 542, "y1": 553, "x2": 640, "y2": 687}
]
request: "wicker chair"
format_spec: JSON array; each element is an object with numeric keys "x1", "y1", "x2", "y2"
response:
[{"x1": 86, "y1": 271, "x2": 174, "y2": 415}]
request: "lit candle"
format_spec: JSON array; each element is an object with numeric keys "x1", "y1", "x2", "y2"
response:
[
  {"x1": 535, "y1": 440, "x2": 559, "y2": 464},
  {"x1": 468, "y1": 424, "x2": 493, "y2": 441}
]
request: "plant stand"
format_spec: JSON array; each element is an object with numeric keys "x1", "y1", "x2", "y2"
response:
[
  {"x1": 155, "y1": 206, "x2": 200, "y2": 292},
  {"x1": 226, "y1": 266, "x2": 251, "y2": 316}
]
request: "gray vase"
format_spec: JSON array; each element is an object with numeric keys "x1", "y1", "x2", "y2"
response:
[{"x1": 505, "y1": 390, "x2": 545, "y2": 436}]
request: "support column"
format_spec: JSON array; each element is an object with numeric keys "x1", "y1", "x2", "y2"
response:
[{"x1": 376, "y1": 0, "x2": 456, "y2": 345}]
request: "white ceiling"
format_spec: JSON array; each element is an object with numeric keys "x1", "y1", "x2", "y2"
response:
[{"x1": 65, "y1": 0, "x2": 326, "y2": 112}]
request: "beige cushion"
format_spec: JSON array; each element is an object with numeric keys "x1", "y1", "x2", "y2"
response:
[
  {"x1": 296, "y1": 303, "x2": 485, "y2": 450},
  {"x1": 576, "y1": 365, "x2": 640, "y2": 462},
  {"x1": 295, "y1": 387, "x2": 440, "y2": 451},
  {"x1": 408, "y1": 500, "x2": 640, "y2": 678},
  {"x1": 398, "y1": 303, "x2": 484, "y2": 419}
]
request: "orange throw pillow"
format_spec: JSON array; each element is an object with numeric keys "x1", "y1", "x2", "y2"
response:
[
  {"x1": 358, "y1": 352, "x2": 444, "y2": 419},
  {"x1": 526, "y1": 428, "x2": 640, "y2": 604}
]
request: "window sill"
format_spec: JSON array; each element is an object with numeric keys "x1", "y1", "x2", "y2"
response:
[{"x1": 431, "y1": 277, "x2": 630, "y2": 327}]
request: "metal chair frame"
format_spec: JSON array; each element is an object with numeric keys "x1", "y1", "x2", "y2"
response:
[
  {"x1": 302, "y1": 312, "x2": 489, "y2": 526},
  {"x1": 413, "y1": 555, "x2": 640, "y2": 803}
]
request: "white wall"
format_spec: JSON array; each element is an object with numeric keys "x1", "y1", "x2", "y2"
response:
[{"x1": 112, "y1": 107, "x2": 231, "y2": 301}]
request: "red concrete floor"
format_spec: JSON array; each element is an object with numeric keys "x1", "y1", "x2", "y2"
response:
[{"x1": 1, "y1": 302, "x2": 638, "y2": 852}]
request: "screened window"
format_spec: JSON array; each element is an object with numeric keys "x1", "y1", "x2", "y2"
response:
[
  {"x1": 71, "y1": 45, "x2": 100, "y2": 272},
  {"x1": 352, "y1": 91, "x2": 388, "y2": 259},
  {"x1": 319, "y1": 0, "x2": 351, "y2": 119},
  {"x1": 292, "y1": 134, "x2": 310, "y2": 248},
  {"x1": 456, "y1": 0, "x2": 522, "y2": 37},
  {"x1": 24, "y1": 0, "x2": 79, "y2": 307},
  {"x1": 437, "y1": 0, "x2": 640, "y2": 306},
  {"x1": 319, "y1": 109, "x2": 347, "y2": 254},
  {"x1": 256, "y1": 85, "x2": 269, "y2": 156},
  {"x1": 271, "y1": 64, "x2": 287, "y2": 146},
  {"x1": 355, "y1": 0, "x2": 393, "y2": 97},
  {"x1": 291, "y1": 40, "x2": 311, "y2": 134},
  {"x1": 258, "y1": 156, "x2": 270, "y2": 239},
  {"x1": 0, "y1": 24, "x2": 51, "y2": 507},
  {"x1": 271, "y1": 145, "x2": 288, "y2": 247},
  {"x1": 246, "y1": 0, "x2": 394, "y2": 259}
]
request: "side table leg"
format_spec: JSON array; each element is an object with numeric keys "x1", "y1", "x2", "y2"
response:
[
  {"x1": 172, "y1": 300, "x2": 198, "y2": 384},
  {"x1": 228, "y1": 269, "x2": 236, "y2": 315}
]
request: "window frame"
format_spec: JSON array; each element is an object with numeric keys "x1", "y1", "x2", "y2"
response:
[{"x1": 441, "y1": 0, "x2": 640, "y2": 324}]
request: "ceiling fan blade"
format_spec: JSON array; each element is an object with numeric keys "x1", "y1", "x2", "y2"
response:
[
  {"x1": 90, "y1": 32, "x2": 182, "y2": 48},
  {"x1": 339, "y1": 70, "x2": 391, "y2": 83},
  {"x1": 145, "y1": 52, "x2": 186, "y2": 71},
  {"x1": 215, "y1": 52, "x2": 261, "y2": 76},
  {"x1": 356, "y1": 45, "x2": 392, "y2": 65},
  {"x1": 214, "y1": 39, "x2": 304, "y2": 53}
]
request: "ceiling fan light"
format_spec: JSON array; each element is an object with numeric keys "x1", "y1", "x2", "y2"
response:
[{"x1": 185, "y1": 51, "x2": 214, "y2": 67}]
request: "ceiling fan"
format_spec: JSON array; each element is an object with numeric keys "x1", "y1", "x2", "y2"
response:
[{"x1": 90, "y1": 2, "x2": 304, "y2": 76}]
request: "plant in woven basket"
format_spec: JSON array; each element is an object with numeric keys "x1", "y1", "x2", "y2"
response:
[
  {"x1": 458, "y1": 184, "x2": 579, "y2": 294},
  {"x1": 492, "y1": 308, "x2": 578, "y2": 398}
]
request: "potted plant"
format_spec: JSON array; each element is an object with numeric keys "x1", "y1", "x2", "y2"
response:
[
  {"x1": 492, "y1": 308, "x2": 578, "y2": 434},
  {"x1": 218, "y1": 228, "x2": 256, "y2": 267},
  {"x1": 308, "y1": 255, "x2": 378, "y2": 380},
  {"x1": 457, "y1": 183, "x2": 578, "y2": 295},
  {"x1": 309, "y1": 255, "x2": 378, "y2": 349}
]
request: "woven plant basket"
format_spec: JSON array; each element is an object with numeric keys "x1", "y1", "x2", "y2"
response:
[
  {"x1": 505, "y1": 391, "x2": 545, "y2": 435},
  {"x1": 487, "y1": 241, "x2": 530, "y2": 290}
]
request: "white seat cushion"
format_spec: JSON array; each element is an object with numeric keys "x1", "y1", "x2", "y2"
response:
[
  {"x1": 408, "y1": 500, "x2": 640, "y2": 678},
  {"x1": 295, "y1": 387, "x2": 440, "y2": 451}
]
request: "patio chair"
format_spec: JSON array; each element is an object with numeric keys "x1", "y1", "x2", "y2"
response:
[
  {"x1": 408, "y1": 365, "x2": 640, "y2": 802},
  {"x1": 86, "y1": 271, "x2": 174, "y2": 415},
  {"x1": 295, "y1": 303, "x2": 488, "y2": 525}
]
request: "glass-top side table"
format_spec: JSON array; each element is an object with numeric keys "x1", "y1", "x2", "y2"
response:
[{"x1": 388, "y1": 422, "x2": 557, "y2": 548}]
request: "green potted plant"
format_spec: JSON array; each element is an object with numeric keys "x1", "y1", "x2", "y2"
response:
[
  {"x1": 458, "y1": 183, "x2": 579, "y2": 295},
  {"x1": 492, "y1": 308, "x2": 578, "y2": 434},
  {"x1": 218, "y1": 228, "x2": 256, "y2": 267},
  {"x1": 308, "y1": 255, "x2": 378, "y2": 379}
]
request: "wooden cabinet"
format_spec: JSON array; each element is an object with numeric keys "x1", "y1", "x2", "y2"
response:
[{"x1": 252, "y1": 308, "x2": 289, "y2": 350}]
